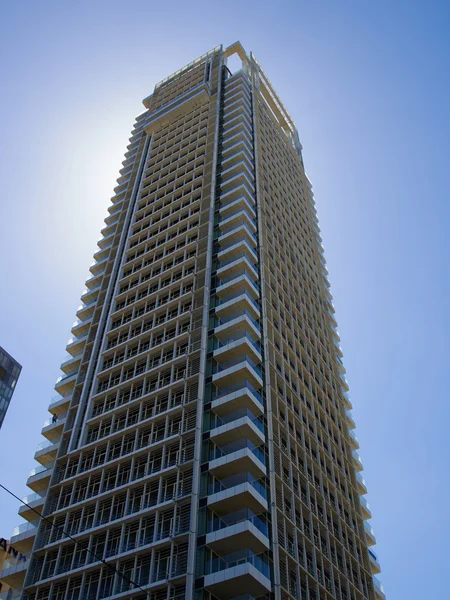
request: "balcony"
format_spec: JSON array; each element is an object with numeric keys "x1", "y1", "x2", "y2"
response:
[
  {"x1": 222, "y1": 116, "x2": 253, "y2": 144},
  {"x1": 360, "y1": 494, "x2": 372, "y2": 520},
  {"x1": 352, "y1": 449, "x2": 363, "y2": 471},
  {"x1": 219, "y1": 196, "x2": 256, "y2": 222},
  {"x1": 18, "y1": 492, "x2": 46, "y2": 521},
  {"x1": 212, "y1": 354, "x2": 263, "y2": 390},
  {"x1": 48, "y1": 393, "x2": 72, "y2": 414},
  {"x1": 207, "y1": 439, "x2": 266, "y2": 480},
  {"x1": 65, "y1": 332, "x2": 88, "y2": 354},
  {"x1": 72, "y1": 312, "x2": 93, "y2": 334},
  {"x1": 42, "y1": 413, "x2": 66, "y2": 440},
  {"x1": 207, "y1": 409, "x2": 265, "y2": 447},
  {"x1": 221, "y1": 136, "x2": 253, "y2": 166},
  {"x1": 76, "y1": 298, "x2": 97, "y2": 320},
  {"x1": 213, "y1": 332, "x2": 262, "y2": 365},
  {"x1": 54, "y1": 370, "x2": 78, "y2": 394},
  {"x1": 221, "y1": 120, "x2": 253, "y2": 150},
  {"x1": 217, "y1": 267, "x2": 258, "y2": 293},
  {"x1": 342, "y1": 389, "x2": 352, "y2": 410},
  {"x1": 216, "y1": 272, "x2": 259, "y2": 301},
  {"x1": 218, "y1": 221, "x2": 257, "y2": 249},
  {"x1": 203, "y1": 550, "x2": 271, "y2": 599},
  {"x1": 60, "y1": 352, "x2": 82, "y2": 374},
  {"x1": 217, "y1": 256, "x2": 258, "y2": 284},
  {"x1": 212, "y1": 381, "x2": 264, "y2": 417},
  {"x1": 206, "y1": 473, "x2": 268, "y2": 515},
  {"x1": 223, "y1": 80, "x2": 251, "y2": 102},
  {"x1": 218, "y1": 210, "x2": 256, "y2": 239},
  {"x1": 0, "y1": 551, "x2": 30, "y2": 587},
  {"x1": 369, "y1": 548, "x2": 381, "y2": 575},
  {"x1": 222, "y1": 110, "x2": 252, "y2": 134},
  {"x1": 221, "y1": 146, "x2": 254, "y2": 178},
  {"x1": 346, "y1": 408, "x2": 356, "y2": 429},
  {"x1": 220, "y1": 156, "x2": 254, "y2": 188},
  {"x1": 89, "y1": 253, "x2": 109, "y2": 275},
  {"x1": 204, "y1": 509, "x2": 270, "y2": 555},
  {"x1": 34, "y1": 438, "x2": 59, "y2": 464},
  {"x1": 223, "y1": 81, "x2": 251, "y2": 106},
  {"x1": 10, "y1": 522, "x2": 38, "y2": 551},
  {"x1": 364, "y1": 521, "x2": 376, "y2": 546},
  {"x1": 26, "y1": 462, "x2": 54, "y2": 492},
  {"x1": 356, "y1": 471, "x2": 368, "y2": 495},
  {"x1": 215, "y1": 291, "x2": 260, "y2": 322},
  {"x1": 214, "y1": 311, "x2": 260, "y2": 341},
  {"x1": 80, "y1": 284, "x2": 101, "y2": 303},
  {"x1": 221, "y1": 168, "x2": 255, "y2": 200},
  {"x1": 373, "y1": 576, "x2": 386, "y2": 600},
  {"x1": 218, "y1": 239, "x2": 258, "y2": 264},
  {"x1": 348, "y1": 428, "x2": 359, "y2": 450},
  {"x1": 97, "y1": 230, "x2": 115, "y2": 249},
  {"x1": 339, "y1": 370, "x2": 349, "y2": 391}
]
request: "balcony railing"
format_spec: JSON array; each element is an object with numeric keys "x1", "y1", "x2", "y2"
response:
[
  {"x1": 218, "y1": 252, "x2": 258, "y2": 271},
  {"x1": 35, "y1": 438, "x2": 57, "y2": 451},
  {"x1": 208, "y1": 439, "x2": 266, "y2": 466},
  {"x1": 11, "y1": 521, "x2": 37, "y2": 537},
  {"x1": 218, "y1": 222, "x2": 258, "y2": 243},
  {"x1": 43, "y1": 414, "x2": 66, "y2": 428},
  {"x1": 220, "y1": 193, "x2": 255, "y2": 212},
  {"x1": 202, "y1": 508, "x2": 269, "y2": 538},
  {"x1": 215, "y1": 310, "x2": 260, "y2": 331},
  {"x1": 21, "y1": 492, "x2": 45, "y2": 505},
  {"x1": 206, "y1": 472, "x2": 268, "y2": 500},
  {"x1": 216, "y1": 291, "x2": 260, "y2": 311},
  {"x1": 373, "y1": 575, "x2": 385, "y2": 598},
  {"x1": 29, "y1": 462, "x2": 54, "y2": 477},
  {"x1": 206, "y1": 408, "x2": 265, "y2": 436},
  {"x1": 213, "y1": 333, "x2": 261, "y2": 354},
  {"x1": 55, "y1": 371, "x2": 78, "y2": 385},
  {"x1": 212, "y1": 381, "x2": 264, "y2": 406},
  {"x1": 214, "y1": 355, "x2": 262, "y2": 379},
  {"x1": 204, "y1": 549, "x2": 270, "y2": 579},
  {"x1": 218, "y1": 269, "x2": 258, "y2": 289}
]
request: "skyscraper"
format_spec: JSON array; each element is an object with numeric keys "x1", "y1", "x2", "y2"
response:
[
  {"x1": 1, "y1": 42, "x2": 384, "y2": 600},
  {"x1": 0, "y1": 345, "x2": 22, "y2": 429}
]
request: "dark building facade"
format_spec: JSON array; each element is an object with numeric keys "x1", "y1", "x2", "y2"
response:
[{"x1": 0, "y1": 346, "x2": 22, "y2": 429}]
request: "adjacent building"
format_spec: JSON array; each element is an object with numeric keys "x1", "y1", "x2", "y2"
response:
[
  {"x1": 0, "y1": 346, "x2": 22, "y2": 429},
  {"x1": 1, "y1": 42, "x2": 384, "y2": 600}
]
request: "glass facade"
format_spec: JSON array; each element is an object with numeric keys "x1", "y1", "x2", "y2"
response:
[{"x1": 0, "y1": 345, "x2": 22, "y2": 429}]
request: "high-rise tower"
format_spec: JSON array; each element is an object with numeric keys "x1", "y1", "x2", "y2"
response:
[{"x1": 1, "y1": 42, "x2": 384, "y2": 600}]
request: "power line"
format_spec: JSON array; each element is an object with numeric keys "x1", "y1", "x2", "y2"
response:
[{"x1": 0, "y1": 483, "x2": 151, "y2": 598}]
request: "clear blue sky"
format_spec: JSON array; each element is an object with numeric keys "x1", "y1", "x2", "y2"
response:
[{"x1": 1, "y1": 1, "x2": 449, "y2": 597}]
